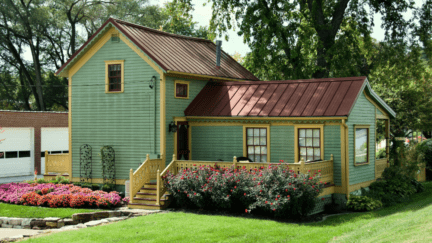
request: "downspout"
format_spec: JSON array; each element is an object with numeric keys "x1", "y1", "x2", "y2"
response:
[
  {"x1": 342, "y1": 119, "x2": 349, "y2": 199},
  {"x1": 154, "y1": 76, "x2": 157, "y2": 155}
]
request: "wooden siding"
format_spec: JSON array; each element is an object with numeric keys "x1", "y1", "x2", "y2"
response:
[
  {"x1": 71, "y1": 38, "x2": 160, "y2": 180},
  {"x1": 324, "y1": 125, "x2": 342, "y2": 186},
  {"x1": 347, "y1": 91, "x2": 376, "y2": 185},
  {"x1": 165, "y1": 76, "x2": 208, "y2": 164},
  {"x1": 270, "y1": 126, "x2": 295, "y2": 163},
  {"x1": 191, "y1": 126, "x2": 243, "y2": 161}
]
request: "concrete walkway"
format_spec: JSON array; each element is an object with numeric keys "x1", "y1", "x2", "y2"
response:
[
  {"x1": 0, "y1": 228, "x2": 40, "y2": 240},
  {"x1": 0, "y1": 175, "x2": 43, "y2": 184}
]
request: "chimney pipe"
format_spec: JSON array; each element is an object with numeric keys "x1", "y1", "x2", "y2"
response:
[{"x1": 216, "y1": 40, "x2": 222, "y2": 67}]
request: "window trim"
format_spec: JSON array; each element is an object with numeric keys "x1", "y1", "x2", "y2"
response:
[
  {"x1": 174, "y1": 80, "x2": 190, "y2": 99},
  {"x1": 354, "y1": 124, "x2": 370, "y2": 166},
  {"x1": 243, "y1": 124, "x2": 270, "y2": 162},
  {"x1": 105, "y1": 60, "x2": 124, "y2": 93},
  {"x1": 294, "y1": 124, "x2": 324, "y2": 162}
]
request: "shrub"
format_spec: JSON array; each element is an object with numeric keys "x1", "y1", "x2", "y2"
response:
[
  {"x1": 21, "y1": 192, "x2": 41, "y2": 206},
  {"x1": 81, "y1": 183, "x2": 92, "y2": 188},
  {"x1": 91, "y1": 184, "x2": 100, "y2": 191},
  {"x1": 346, "y1": 195, "x2": 382, "y2": 211},
  {"x1": 60, "y1": 179, "x2": 70, "y2": 184},
  {"x1": 102, "y1": 184, "x2": 115, "y2": 192},
  {"x1": 36, "y1": 178, "x2": 46, "y2": 184},
  {"x1": 164, "y1": 164, "x2": 324, "y2": 217},
  {"x1": 411, "y1": 179, "x2": 424, "y2": 193}
]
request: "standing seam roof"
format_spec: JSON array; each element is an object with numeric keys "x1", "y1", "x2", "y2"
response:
[{"x1": 184, "y1": 77, "x2": 369, "y2": 117}]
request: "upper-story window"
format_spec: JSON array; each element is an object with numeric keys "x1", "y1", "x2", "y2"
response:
[
  {"x1": 105, "y1": 60, "x2": 124, "y2": 93},
  {"x1": 175, "y1": 80, "x2": 189, "y2": 99}
]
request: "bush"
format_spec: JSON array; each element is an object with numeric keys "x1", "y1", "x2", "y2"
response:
[
  {"x1": 164, "y1": 164, "x2": 325, "y2": 218},
  {"x1": 36, "y1": 178, "x2": 46, "y2": 184},
  {"x1": 91, "y1": 184, "x2": 100, "y2": 191},
  {"x1": 346, "y1": 195, "x2": 382, "y2": 211},
  {"x1": 376, "y1": 148, "x2": 386, "y2": 159},
  {"x1": 102, "y1": 184, "x2": 115, "y2": 192},
  {"x1": 60, "y1": 179, "x2": 70, "y2": 184},
  {"x1": 81, "y1": 183, "x2": 91, "y2": 189},
  {"x1": 411, "y1": 179, "x2": 424, "y2": 193}
]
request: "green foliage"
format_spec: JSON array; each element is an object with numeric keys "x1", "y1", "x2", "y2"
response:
[
  {"x1": 416, "y1": 139, "x2": 432, "y2": 175},
  {"x1": 102, "y1": 184, "x2": 115, "y2": 193},
  {"x1": 164, "y1": 164, "x2": 325, "y2": 218},
  {"x1": 376, "y1": 148, "x2": 386, "y2": 159},
  {"x1": 60, "y1": 179, "x2": 70, "y2": 184},
  {"x1": 346, "y1": 195, "x2": 382, "y2": 211},
  {"x1": 36, "y1": 178, "x2": 47, "y2": 184},
  {"x1": 81, "y1": 183, "x2": 92, "y2": 189},
  {"x1": 91, "y1": 184, "x2": 101, "y2": 191}
]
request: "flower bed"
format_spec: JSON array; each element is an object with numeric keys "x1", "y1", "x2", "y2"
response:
[
  {"x1": 164, "y1": 164, "x2": 326, "y2": 218},
  {"x1": 0, "y1": 182, "x2": 121, "y2": 208}
]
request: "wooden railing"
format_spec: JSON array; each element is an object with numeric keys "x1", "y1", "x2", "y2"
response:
[
  {"x1": 129, "y1": 154, "x2": 164, "y2": 204},
  {"x1": 156, "y1": 154, "x2": 334, "y2": 205},
  {"x1": 45, "y1": 151, "x2": 71, "y2": 175},
  {"x1": 375, "y1": 158, "x2": 389, "y2": 179}
]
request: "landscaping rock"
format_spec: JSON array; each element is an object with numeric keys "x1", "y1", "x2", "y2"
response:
[
  {"x1": 32, "y1": 226, "x2": 41, "y2": 230},
  {"x1": 84, "y1": 219, "x2": 108, "y2": 227},
  {"x1": 8, "y1": 235, "x2": 24, "y2": 241},
  {"x1": 30, "y1": 220, "x2": 46, "y2": 228},
  {"x1": 9, "y1": 218, "x2": 21, "y2": 226},
  {"x1": 57, "y1": 221, "x2": 65, "y2": 228},
  {"x1": 93, "y1": 212, "x2": 110, "y2": 219},
  {"x1": 62, "y1": 219, "x2": 78, "y2": 225},
  {"x1": 2, "y1": 224, "x2": 13, "y2": 228},
  {"x1": 108, "y1": 211, "x2": 122, "y2": 217},
  {"x1": 75, "y1": 223, "x2": 87, "y2": 229},
  {"x1": 44, "y1": 217, "x2": 60, "y2": 222},
  {"x1": 21, "y1": 219, "x2": 33, "y2": 228},
  {"x1": 46, "y1": 222, "x2": 58, "y2": 228},
  {"x1": 72, "y1": 213, "x2": 94, "y2": 222},
  {"x1": 12, "y1": 225, "x2": 23, "y2": 229}
]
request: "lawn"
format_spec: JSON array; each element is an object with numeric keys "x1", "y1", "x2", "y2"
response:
[
  {"x1": 24, "y1": 182, "x2": 432, "y2": 243},
  {"x1": 0, "y1": 203, "x2": 101, "y2": 219}
]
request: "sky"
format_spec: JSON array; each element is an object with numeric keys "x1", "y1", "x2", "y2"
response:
[{"x1": 150, "y1": 0, "x2": 425, "y2": 56}]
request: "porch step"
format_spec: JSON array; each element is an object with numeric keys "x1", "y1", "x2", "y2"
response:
[
  {"x1": 133, "y1": 197, "x2": 168, "y2": 205},
  {"x1": 135, "y1": 192, "x2": 169, "y2": 199},
  {"x1": 128, "y1": 203, "x2": 168, "y2": 210},
  {"x1": 139, "y1": 188, "x2": 157, "y2": 193}
]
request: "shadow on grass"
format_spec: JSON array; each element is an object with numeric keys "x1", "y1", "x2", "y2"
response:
[
  {"x1": 167, "y1": 182, "x2": 432, "y2": 227},
  {"x1": 308, "y1": 181, "x2": 432, "y2": 227}
]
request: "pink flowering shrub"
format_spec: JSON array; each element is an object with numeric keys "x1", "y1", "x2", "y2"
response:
[
  {"x1": 0, "y1": 182, "x2": 121, "y2": 209},
  {"x1": 164, "y1": 164, "x2": 325, "y2": 217}
]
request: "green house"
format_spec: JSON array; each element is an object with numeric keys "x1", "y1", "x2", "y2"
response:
[{"x1": 55, "y1": 18, "x2": 395, "y2": 210}]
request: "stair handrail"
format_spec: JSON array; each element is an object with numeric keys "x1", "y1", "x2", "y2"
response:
[
  {"x1": 129, "y1": 154, "x2": 151, "y2": 204},
  {"x1": 156, "y1": 154, "x2": 176, "y2": 205}
]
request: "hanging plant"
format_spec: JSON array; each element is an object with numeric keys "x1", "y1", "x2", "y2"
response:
[{"x1": 100, "y1": 146, "x2": 116, "y2": 187}]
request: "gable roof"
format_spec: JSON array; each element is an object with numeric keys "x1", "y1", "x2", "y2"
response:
[
  {"x1": 185, "y1": 76, "x2": 396, "y2": 118},
  {"x1": 56, "y1": 18, "x2": 259, "y2": 81}
]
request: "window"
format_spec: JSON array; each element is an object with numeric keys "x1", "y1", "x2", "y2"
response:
[
  {"x1": 246, "y1": 127, "x2": 268, "y2": 162},
  {"x1": 295, "y1": 125, "x2": 324, "y2": 162},
  {"x1": 19, "y1": 151, "x2": 31, "y2": 158},
  {"x1": 175, "y1": 80, "x2": 189, "y2": 99},
  {"x1": 0, "y1": 152, "x2": 4, "y2": 159},
  {"x1": 354, "y1": 125, "x2": 370, "y2": 165},
  {"x1": 5, "y1": 151, "x2": 18, "y2": 159},
  {"x1": 105, "y1": 60, "x2": 124, "y2": 93}
]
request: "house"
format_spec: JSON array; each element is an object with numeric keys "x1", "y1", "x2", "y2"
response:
[
  {"x1": 0, "y1": 110, "x2": 68, "y2": 183},
  {"x1": 54, "y1": 18, "x2": 395, "y2": 210}
]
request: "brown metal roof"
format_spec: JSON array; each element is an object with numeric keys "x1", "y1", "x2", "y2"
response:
[
  {"x1": 57, "y1": 18, "x2": 259, "y2": 81},
  {"x1": 184, "y1": 77, "x2": 367, "y2": 117}
]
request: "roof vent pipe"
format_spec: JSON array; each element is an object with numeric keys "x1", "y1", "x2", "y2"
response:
[{"x1": 216, "y1": 40, "x2": 222, "y2": 67}]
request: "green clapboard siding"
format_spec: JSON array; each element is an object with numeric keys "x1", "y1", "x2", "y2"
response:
[
  {"x1": 71, "y1": 38, "x2": 160, "y2": 180},
  {"x1": 270, "y1": 126, "x2": 295, "y2": 163},
  {"x1": 165, "y1": 76, "x2": 208, "y2": 163},
  {"x1": 324, "y1": 125, "x2": 342, "y2": 186},
  {"x1": 191, "y1": 126, "x2": 243, "y2": 161},
  {"x1": 376, "y1": 108, "x2": 384, "y2": 116},
  {"x1": 347, "y1": 91, "x2": 376, "y2": 185}
]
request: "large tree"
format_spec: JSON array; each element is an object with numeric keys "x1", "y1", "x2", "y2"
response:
[{"x1": 174, "y1": 0, "x2": 417, "y2": 79}]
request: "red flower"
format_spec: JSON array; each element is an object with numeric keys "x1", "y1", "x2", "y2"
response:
[
  {"x1": 321, "y1": 198, "x2": 325, "y2": 201},
  {"x1": 293, "y1": 188, "x2": 296, "y2": 191},
  {"x1": 285, "y1": 189, "x2": 288, "y2": 192},
  {"x1": 260, "y1": 190, "x2": 262, "y2": 193},
  {"x1": 289, "y1": 183, "x2": 291, "y2": 186},
  {"x1": 194, "y1": 192, "x2": 196, "y2": 195},
  {"x1": 234, "y1": 186, "x2": 237, "y2": 189},
  {"x1": 245, "y1": 209, "x2": 248, "y2": 213},
  {"x1": 318, "y1": 169, "x2": 321, "y2": 172},
  {"x1": 227, "y1": 195, "x2": 230, "y2": 197},
  {"x1": 193, "y1": 164, "x2": 196, "y2": 166},
  {"x1": 275, "y1": 198, "x2": 278, "y2": 201},
  {"x1": 244, "y1": 193, "x2": 247, "y2": 196},
  {"x1": 230, "y1": 189, "x2": 233, "y2": 192},
  {"x1": 312, "y1": 186, "x2": 315, "y2": 188},
  {"x1": 273, "y1": 209, "x2": 276, "y2": 211},
  {"x1": 265, "y1": 201, "x2": 268, "y2": 204},
  {"x1": 287, "y1": 195, "x2": 290, "y2": 198},
  {"x1": 271, "y1": 203, "x2": 273, "y2": 205}
]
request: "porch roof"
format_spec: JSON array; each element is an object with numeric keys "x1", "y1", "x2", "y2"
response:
[{"x1": 185, "y1": 76, "x2": 395, "y2": 118}]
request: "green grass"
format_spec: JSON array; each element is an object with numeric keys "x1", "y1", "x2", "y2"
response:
[
  {"x1": 25, "y1": 182, "x2": 432, "y2": 243},
  {"x1": 0, "y1": 203, "x2": 101, "y2": 219}
]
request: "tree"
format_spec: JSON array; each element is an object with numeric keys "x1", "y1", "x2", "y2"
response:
[{"x1": 173, "y1": 0, "x2": 415, "y2": 79}]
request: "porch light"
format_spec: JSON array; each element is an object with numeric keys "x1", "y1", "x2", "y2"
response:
[
  {"x1": 149, "y1": 76, "x2": 156, "y2": 89},
  {"x1": 169, "y1": 121, "x2": 177, "y2": 133}
]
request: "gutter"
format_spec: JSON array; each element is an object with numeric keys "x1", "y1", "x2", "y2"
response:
[{"x1": 342, "y1": 119, "x2": 349, "y2": 199}]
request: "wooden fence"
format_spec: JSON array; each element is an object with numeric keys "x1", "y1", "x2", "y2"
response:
[{"x1": 44, "y1": 151, "x2": 71, "y2": 175}]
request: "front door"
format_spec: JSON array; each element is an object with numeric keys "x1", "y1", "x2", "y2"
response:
[{"x1": 177, "y1": 122, "x2": 190, "y2": 160}]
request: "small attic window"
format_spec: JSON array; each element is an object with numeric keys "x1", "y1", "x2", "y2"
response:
[{"x1": 111, "y1": 34, "x2": 119, "y2": 42}]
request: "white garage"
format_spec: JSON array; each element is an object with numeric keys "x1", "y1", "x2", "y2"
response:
[
  {"x1": 41, "y1": 127, "x2": 69, "y2": 174},
  {"x1": 0, "y1": 128, "x2": 34, "y2": 177}
]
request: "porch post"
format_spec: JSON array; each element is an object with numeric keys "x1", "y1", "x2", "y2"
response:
[
  {"x1": 233, "y1": 156, "x2": 237, "y2": 169},
  {"x1": 129, "y1": 169, "x2": 134, "y2": 204},
  {"x1": 385, "y1": 119, "x2": 390, "y2": 167}
]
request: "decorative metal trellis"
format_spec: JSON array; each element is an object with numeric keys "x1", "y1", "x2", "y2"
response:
[
  {"x1": 79, "y1": 144, "x2": 92, "y2": 183},
  {"x1": 100, "y1": 146, "x2": 116, "y2": 186}
]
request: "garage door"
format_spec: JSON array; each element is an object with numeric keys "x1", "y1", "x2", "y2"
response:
[
  {"x1": 41, "y1": 128, "x2": 69, "y2": 174},
  {"x1": 0, "y1": 128, "x2": 34, "y2": 177}
]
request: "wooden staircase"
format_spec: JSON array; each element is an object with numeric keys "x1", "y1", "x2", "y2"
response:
[{"x1": 128, "y1": 183, "x2": 170, "y2": 210}]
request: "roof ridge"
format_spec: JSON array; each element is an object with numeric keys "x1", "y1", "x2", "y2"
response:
[
  {"x1": 213, "y1": 77, "x2": 367, "y2": 86},
  {"x1": 111, "y1": 18, "x2": 214, "y2": 43}
]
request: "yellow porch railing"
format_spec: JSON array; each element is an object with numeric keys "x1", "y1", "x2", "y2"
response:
[
  {"x1": 375, "y1": 158, "x2": 389, "y2": 179},
  {"x1": 129, "y1": 154, "x2": 164, "y2": 204},
  {"x1": 156, "y1": 155, "x2": 334, "y2": 206},
  {"x1": 44, "y1": 151, "x2": 71, "y2": 175}
]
